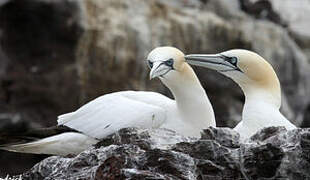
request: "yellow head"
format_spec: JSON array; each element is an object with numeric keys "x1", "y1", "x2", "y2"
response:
[
  {"x1": 147, "y1": 46, "x2": 187, "y2": 81},
  {"x1": 185, "y1": 49, "x2": 281, "y2": 106}
]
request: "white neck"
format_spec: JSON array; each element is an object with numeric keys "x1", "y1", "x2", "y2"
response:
[
  {"x1": 243, "y1": 84, "x2": 281, "y2": 106},
  {"x1": 242, "y1": 87, "x2": 281, "y2": 125},
  {"x1": 161, "y1": 64, "x2": 216, "y2": 128}
]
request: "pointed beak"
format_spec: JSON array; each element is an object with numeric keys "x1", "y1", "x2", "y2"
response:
[
  {"x1": 185, "y1": 54, "x2": 239, "y2": 72},
  {"x1": 149, "y1": 62, "x2": 171, "y2": 80}
]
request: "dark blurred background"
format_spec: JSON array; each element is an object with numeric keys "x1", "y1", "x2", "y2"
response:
[{"x1": 0, "y1": 0, "x2": 310, "y2": 177}]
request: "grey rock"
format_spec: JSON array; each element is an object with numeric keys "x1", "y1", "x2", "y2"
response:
[
  {"x1": 20, "y1": 127, "x2": 310, "y2": 179},
  {"x1": 201, "y1": 126, "x2": 241, "y2": 148},
  {"x1": 21, "y1": 128, "x2": 198, "y2": 179}
]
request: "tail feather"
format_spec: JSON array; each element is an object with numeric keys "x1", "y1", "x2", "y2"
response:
[
  {"x1": 0, "y1": 125, "x2": 78, "y2": 145},
  {"x1": 0, "y1": 132, "x2": 99, "y2": 156}
]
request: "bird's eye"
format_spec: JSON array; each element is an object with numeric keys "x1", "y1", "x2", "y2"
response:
[
  {"x1": 165, "y1": 58, "x2": 174, "y2": 67},
  {"x1": 147, "y1": 60, "x2": 153, "y2": 68},
  {"x1": 230, "y1": 57, "x2": 237, "y2": 65}
]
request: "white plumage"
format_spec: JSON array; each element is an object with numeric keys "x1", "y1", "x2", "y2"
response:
[
  {"x1": 58, "y1": 91, "x2": 168, "y2": 138},
  {"x1": 1, "y1": 133, "x2": 98, "y2": 156},
  {"x1": 57, "y1": 47, "x2": 216, "y2": 139},
  {"x1": 234, "y1": 98, "x2": 296, "y2": 139},
  {"x1": 1, "y1": 46, "x2": 215, "y2": 155},
  {"x1": 185, "y1": 49, "x2": 296, "y2": 140}
]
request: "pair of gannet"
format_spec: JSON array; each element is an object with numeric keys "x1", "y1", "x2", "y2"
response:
[
  {"x1": 0, "y1": 47, "x2": 296, "y2": 155},
  {"x1": 185, "y1": 49, "x2": 296, "y2": 139},
  {"x1": 0, "y1": 47, "x2": 215, "y2": 156}
]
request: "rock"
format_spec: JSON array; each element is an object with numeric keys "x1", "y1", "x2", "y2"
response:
[
  {"x1": 201, "y1": 126, "x2": 240, "y2": 148},
  {"x1": 250, "y1": 127, "x2": 310, "y2": 179},
  {"x1": 249, "y1": 126, "x2": 287, "y2": 142},
  {"x1": 19, "y1": 127, "x2": 310, "y2": 179},
  {"x1": 21, "y1": 128, "x2": 198, "y2": 179}
]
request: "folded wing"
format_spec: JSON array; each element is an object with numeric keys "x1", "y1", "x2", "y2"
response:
[{"x1": 58, "y1": 91, "x2": 171, "y2": 139}]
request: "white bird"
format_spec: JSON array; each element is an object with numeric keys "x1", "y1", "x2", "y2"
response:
[
  {"x1": 185, "y1": 49, "x2": 296, "y2": 139},
  {"x1": 0, "y1": 46, "x2": 215, "y2": 155}
]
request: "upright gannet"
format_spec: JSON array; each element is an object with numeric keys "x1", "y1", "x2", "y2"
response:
[
  {"x1": 0, "y1": 47, "x2": 215, "y2": 155},
  {"x1": 185, "y1": 49, "x2": 296, "y2": 139}
]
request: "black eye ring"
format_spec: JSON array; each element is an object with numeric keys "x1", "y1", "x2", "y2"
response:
[
  {"x1": 164, "y1": 58, "x2": 174, "y2": 67},
  {"x1": 230, "y1": 57, "x2": 237, "y2": 65},
  {"x1": 147, "y1": 60, "x2": 153, "y2": 68}
]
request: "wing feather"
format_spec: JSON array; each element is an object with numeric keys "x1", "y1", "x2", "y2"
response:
[{"x1": 57, "y1": 91, "x2": 172, "y2": 139}]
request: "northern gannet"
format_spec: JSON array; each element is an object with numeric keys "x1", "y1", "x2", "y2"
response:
[
  {"x1": 185, "y1": 49, "x2": 296, "y2": 139},
  {"x1": 0, "y1": 47, "x2": 215, "y2": 155}
]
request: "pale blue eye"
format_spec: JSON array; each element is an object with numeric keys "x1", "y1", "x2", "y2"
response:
[
  {"x1": 230, "y1": 57, "x2": 237, "y2": 64},
  {"x1": 165, "y1": 58, "x2": 174, "y2": 67}
]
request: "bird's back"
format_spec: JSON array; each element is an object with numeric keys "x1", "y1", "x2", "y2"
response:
[{"x1": 57, "y1": 91, "x2": 175, "y2": 139}]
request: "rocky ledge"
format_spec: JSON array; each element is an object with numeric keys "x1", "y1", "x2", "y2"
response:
[{"x1": 19, "y1": 127, "x2": 310, "y2": 179}]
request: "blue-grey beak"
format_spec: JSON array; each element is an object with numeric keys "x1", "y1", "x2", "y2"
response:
[{"x1": 185, "y1": 54, "x2": 242, "y2": 72}]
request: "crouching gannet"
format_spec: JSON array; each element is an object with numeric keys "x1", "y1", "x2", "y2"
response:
[
  {"x1": 0, "y1": 47, "x2": 215, "y2": 156},
  {"x1": 185, "y1": 49, "x2": 296, "y2": 139}
]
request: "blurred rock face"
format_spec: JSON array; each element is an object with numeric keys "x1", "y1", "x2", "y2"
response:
[
  {"x1": 77, "y1": 0, "x2": 251, "y2": 127},
  {"x1": 271, "y1": 0, "x2": 310, "y2": 57},
  {"x1": 0, "y1": 0, "x2": 83, "y2": 127},
  {"x1": 1, "y1": 0, "x2": 310, "y2": 176},
  {"x1": 0, "y1": 0, "x2": 84, "y2": 176}
]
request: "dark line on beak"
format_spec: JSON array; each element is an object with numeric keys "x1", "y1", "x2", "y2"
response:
[
  {"x1": 159, "y1": 69, "x2": 171, "y2": 78},
  {"x1": 186, "y1": 56, "x2": 233, "y2": 68},
  {"x1": 153, "y1": 62, "x2": 165, "y2": 72},
  {"x1": 186, "y1": 55, "x2": 243, "y2": 73}
]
